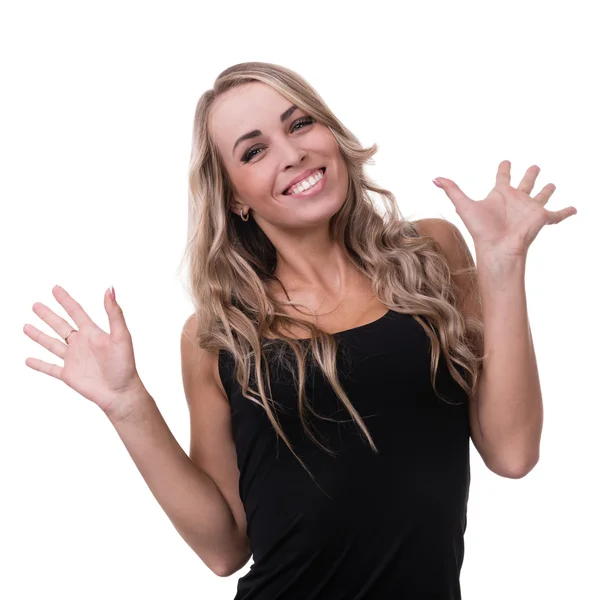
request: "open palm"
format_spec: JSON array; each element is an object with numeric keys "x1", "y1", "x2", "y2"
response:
[
  {"x1": 24, "y1": 285, "x2": 143, "y2": 418},
  {"x1": 433, "y1": 160, "x2": 577, "y2": 256}
]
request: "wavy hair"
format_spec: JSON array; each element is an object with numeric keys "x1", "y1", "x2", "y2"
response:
[{"x1": 179, "y1": 61, "x2": 485, "y2": 485}]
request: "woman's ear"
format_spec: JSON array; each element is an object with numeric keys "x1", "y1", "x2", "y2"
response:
[{"x1": 231, "y1": 199, "x2": 246, "y2": 216}]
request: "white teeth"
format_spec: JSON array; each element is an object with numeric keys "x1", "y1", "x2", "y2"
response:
[{"x1": 288, "y1": 169, "x2": 324, "y2": 195}]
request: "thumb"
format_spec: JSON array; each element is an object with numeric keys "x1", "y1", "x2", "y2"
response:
[
  {"x1": 433, "y1": 177, "x2": 471, "y2": 211},
  {"x1": 104, "y1": 286, "x2": 129, "y2": 340}
]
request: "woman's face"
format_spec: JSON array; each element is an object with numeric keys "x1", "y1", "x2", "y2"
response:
[{"x1": 209, "y1": 82, "x2": 349, "y2": 232}]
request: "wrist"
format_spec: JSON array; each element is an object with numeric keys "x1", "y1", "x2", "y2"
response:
[
  {"x1": 475, "y1": 251, "x2": 526, "y2": 285},
  {"x1": 104, "y1": 381, "x2": 152, "y2": 426}
]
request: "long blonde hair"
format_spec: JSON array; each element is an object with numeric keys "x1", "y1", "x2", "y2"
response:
[{"x1": 179, "y1": 61, "x2": 484, "y2": 484}]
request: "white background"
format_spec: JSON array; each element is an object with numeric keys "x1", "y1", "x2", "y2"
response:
[{"x1": 2, "y1": 1, "x2": 598, "y2": 598}]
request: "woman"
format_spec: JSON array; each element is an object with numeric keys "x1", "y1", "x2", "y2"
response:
[{"x1": 23, "y1": 62, "x2": 576, "y2": 599}]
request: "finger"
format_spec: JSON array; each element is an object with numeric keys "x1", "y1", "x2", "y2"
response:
[
  {"x1": 32, "y1": 301, "x2": 78, "y2": 341},
  {"x1": 496, "y1": 160, "x2": 511, "y2": 187},
  {"x1": 432, "y1": 178, "x2": 473, "y2": 212},
  {"x1": 52, "y1": 285, "x2": 95, "y2": 330},
  {"x1": 547, "y1": 206, "x2": 577, "y2": 224},
  {"x1": 533, "y1": 183, "x2": 556, "y2": 206},
  {"x1": 517, "y1": 165, "x2": 540, "y2": 195},
  {"x1": 103, "y1": 286, "x2": 130, "y2": 342},
  {"x1": 24, "y1": 356, "x2": 63, "y2": 380},
  {"x1": 23, "y1": 323, "x2": 67, "y2": 360}
]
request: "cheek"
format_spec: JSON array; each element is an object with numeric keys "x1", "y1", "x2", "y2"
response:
[
  {"x1": 257, "y1": 171, "x2": 278, "y2": 196},
  {"x1": 237, "y1": 170, "x2": 276, "y2": 199},
  {"x1": 322, "y1": 137, "x2": 346, "y2": 174},
  {"x1": 321, "y1": 136, "x2": 346, "y2": 175},
  {"x1": 317, "y1": 126, "x2": 340, "y2": 151},
  {"x1": 235, "y1": 165, "x2": 269, "y2": 196}
]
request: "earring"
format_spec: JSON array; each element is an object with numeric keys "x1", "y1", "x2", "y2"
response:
[{"x1": 239, "y1": 208, "x2": 249, "y2": 222}]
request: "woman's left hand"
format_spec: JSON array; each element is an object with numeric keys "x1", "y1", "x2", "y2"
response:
[{"x1": 432, "y1": 160, "x2": 577, "y2": 258}]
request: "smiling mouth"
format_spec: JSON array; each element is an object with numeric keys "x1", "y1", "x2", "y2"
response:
[{"x1": 283, "y1": 167, "x2": 326, "y2": 195}]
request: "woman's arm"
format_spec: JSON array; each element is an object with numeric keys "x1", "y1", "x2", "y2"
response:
[{"x1": 108, "y1": 376, "x2": 249, "y2": 577}]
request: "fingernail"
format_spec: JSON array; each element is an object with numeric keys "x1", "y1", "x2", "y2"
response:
[
  {"x1": 109, "y1": 286, "x2": 115, "y2": 301},
  {"x1": 433, "y1": 178, "x2": 443, "y2": 188}
]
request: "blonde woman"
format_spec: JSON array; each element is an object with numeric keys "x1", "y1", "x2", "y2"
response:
[{"x1": 24, "y1": 62, "x2": 576, "y2": 598}]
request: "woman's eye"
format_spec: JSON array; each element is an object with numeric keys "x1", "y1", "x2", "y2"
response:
[
  {"x1": 241, "y1": 117, "x2": 315, "y2": 163},
  {"x1": 242, "y1": 146, "x2": 262, "y2": 162},
  {"x1": 291, "y1": 116, "x2": 315, "y2": 131}
]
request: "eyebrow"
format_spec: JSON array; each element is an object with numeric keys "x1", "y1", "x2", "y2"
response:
[{"x1": 232, "y1": 105, "x2": 299, "y2": 156}]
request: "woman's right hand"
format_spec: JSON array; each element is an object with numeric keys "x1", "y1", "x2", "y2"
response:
[{"x1": 24, "y1": 285, "x2": 145, "y2": 422}]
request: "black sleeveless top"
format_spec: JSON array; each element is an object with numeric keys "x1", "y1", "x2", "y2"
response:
[{"x1": 218, "y1": 309, "x2": 471, "y2": 599}]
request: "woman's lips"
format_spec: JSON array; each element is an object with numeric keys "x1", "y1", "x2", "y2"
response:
[{"x1": 283, "y1": 168, "x2": 326, "y2": 199}]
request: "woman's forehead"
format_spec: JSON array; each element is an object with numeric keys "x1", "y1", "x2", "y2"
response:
[
  {"x1": 211, "y1": 82, "x2": 291, "y2": 133},
  {"x1": 211, "y1": 83, "x2": 292, "y2": 146}
]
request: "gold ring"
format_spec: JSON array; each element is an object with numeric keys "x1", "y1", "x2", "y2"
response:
[{"x1": 64, "y1": 329, "x2": 77, "y2": 345}]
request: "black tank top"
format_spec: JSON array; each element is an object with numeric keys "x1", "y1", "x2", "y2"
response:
[{"x1": 218, "y1": 309, "x2": 471, "y2": 599}]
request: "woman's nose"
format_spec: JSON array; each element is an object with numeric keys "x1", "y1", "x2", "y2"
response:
[{"x1": 279, "y1": 139, "x2": 308, "y2": 166}]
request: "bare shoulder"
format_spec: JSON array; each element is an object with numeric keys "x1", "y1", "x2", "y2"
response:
[
  {"x1": 413, "y1": 217, "x2": 459, "y2": 243},
  {"x1": 180, "y1": 313, "x2": 227, "y2": 398},
  {"x1": 412, "y1": 218, "x2": 481, "y2": 321},
  {"x1": 413, "y1": 218, "x2": 474, "y2": 274}
]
